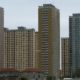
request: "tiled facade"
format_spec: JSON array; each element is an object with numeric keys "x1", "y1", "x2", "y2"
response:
[
  {"x1": 38, "y1": 4, "x2": 60, "y2": 79},
  {"x1": 4, "y1": 27, "x2": 36, "y2": 71},
  {"x1": 35, "y1": 32, "x2": 39, "y2": 68},
  {"x1": 61, "y1": 38, "x2": 70, "y2": 78}
]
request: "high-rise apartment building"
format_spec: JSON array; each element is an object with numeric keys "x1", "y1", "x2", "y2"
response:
[
  {"x1": 0, "y1": 6, "x2": 44, "y2": 72},
  {"x1": 0, "y1": 7, "x2": 4, "y2": 27},
  {"x1": 61, "y1": 38, "x2": 70, "y2": 78},
  {"x1": 4, "y1": 27, "x2": 36, "y2": 71},
  {"x1": 38, "y1": 4, "x2": 60, "y2": 79},
  {"x1": 0, "y1": 7, "x2": 4, "y2": 68},
  {"x1": 69, "y1": 14, "x2": 80, "y2": 77},
  {"x1": 4, "y1": 28, "x2": 15, "y2": 68}
]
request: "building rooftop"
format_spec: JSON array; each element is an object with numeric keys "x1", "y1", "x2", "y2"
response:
[
  {"x1": 22, "y1": 68, "x2": 42, "y2": 72},
  {"x1": 4, "y1": 26, "x2": 35, "y2": 31},
  {"x1": 72, "y1": 13, "x2": 80, "y2": 16},
  {"x1": 0, "y1": 68, "x2": 18, "y2": 72},
  {"x1": 43, "y1": 4, "x2": 55, "y2": 7},
  {"x1": 39, "y1": 4, "x2": 55, "y2": 8}
]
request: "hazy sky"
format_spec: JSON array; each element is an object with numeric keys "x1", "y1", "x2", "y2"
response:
[{"x1": 0, "y1": 0, "x2": 80, "y2": 37}]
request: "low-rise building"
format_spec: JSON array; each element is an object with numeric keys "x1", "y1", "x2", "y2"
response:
[
  {"x1": 0, "y1": 68, "x2": 20, "y2": 80},
  {"x1": 21, "y1": 68, "x2": 46, "y2": 80},
  {"x1": 0, "y1": 68, "x2": 46, "y2": 80}
]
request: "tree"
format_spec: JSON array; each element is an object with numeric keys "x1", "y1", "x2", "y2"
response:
[
  {"x1": 20, "y1": 77, "x2": 28, "y2": 80},
  {"x1": 46, "y1": 76, "x2": 55, "y2": 80},
  {"x1": 72, "y1": 69, "x2": 80, "y2": 78}
]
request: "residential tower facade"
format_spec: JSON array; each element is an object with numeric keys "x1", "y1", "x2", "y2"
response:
[
  {"x1": 61, "y1": 38, "x2": 70, "y2": 78},
  {"x1": 38, "y1": 4, "x2": 60, "y2": 79},
  {"x1": 0, "y1": 7, "x2": 4, "y2": 68},
  {"x1": 4, "y1": 27, "x2": 36, "y2": 71},
  {"x1": 69, "y1": 14, "x2": 80, "y2": 77}
]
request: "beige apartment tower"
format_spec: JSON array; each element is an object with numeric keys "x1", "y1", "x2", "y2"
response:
[
  {"x1": 61, "y1": 38, "x2": 70, "y2": 78},
  {"x1": 38, "y1": 4, "x2": 60, "y2": 79},
  {"x1": 4, "y1": 27, "x2": 36, "y2": 71},
  {"x1": 0, "y1": 7, "x2": 4, "y2": 68},
  {"x1": 0, "y1": 7, "x2": 37, "y2": 70}
]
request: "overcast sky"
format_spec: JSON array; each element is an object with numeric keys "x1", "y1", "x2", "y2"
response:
[{"x1": 0, "y1": 0, "x2": 80, "y2": 37}]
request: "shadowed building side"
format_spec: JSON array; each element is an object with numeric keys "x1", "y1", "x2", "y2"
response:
[
  {"x1": 0, "y1": 7, "x2": 4, "y2": 68},
  {"x1": 69, "y1": 14, "x2": 80, "y2": 77},
  {"x1": 61, "y1": 38, "x2": 71, "y2": 78}
]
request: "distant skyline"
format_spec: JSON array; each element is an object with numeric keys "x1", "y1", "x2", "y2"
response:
[{"x1": 0, "y1": 0, "x2": 80, "y2": 37}]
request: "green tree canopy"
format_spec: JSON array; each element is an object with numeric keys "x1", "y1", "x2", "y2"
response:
[{"x1": 20, "y1": 77, "x2": 28, "y2": 80}]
